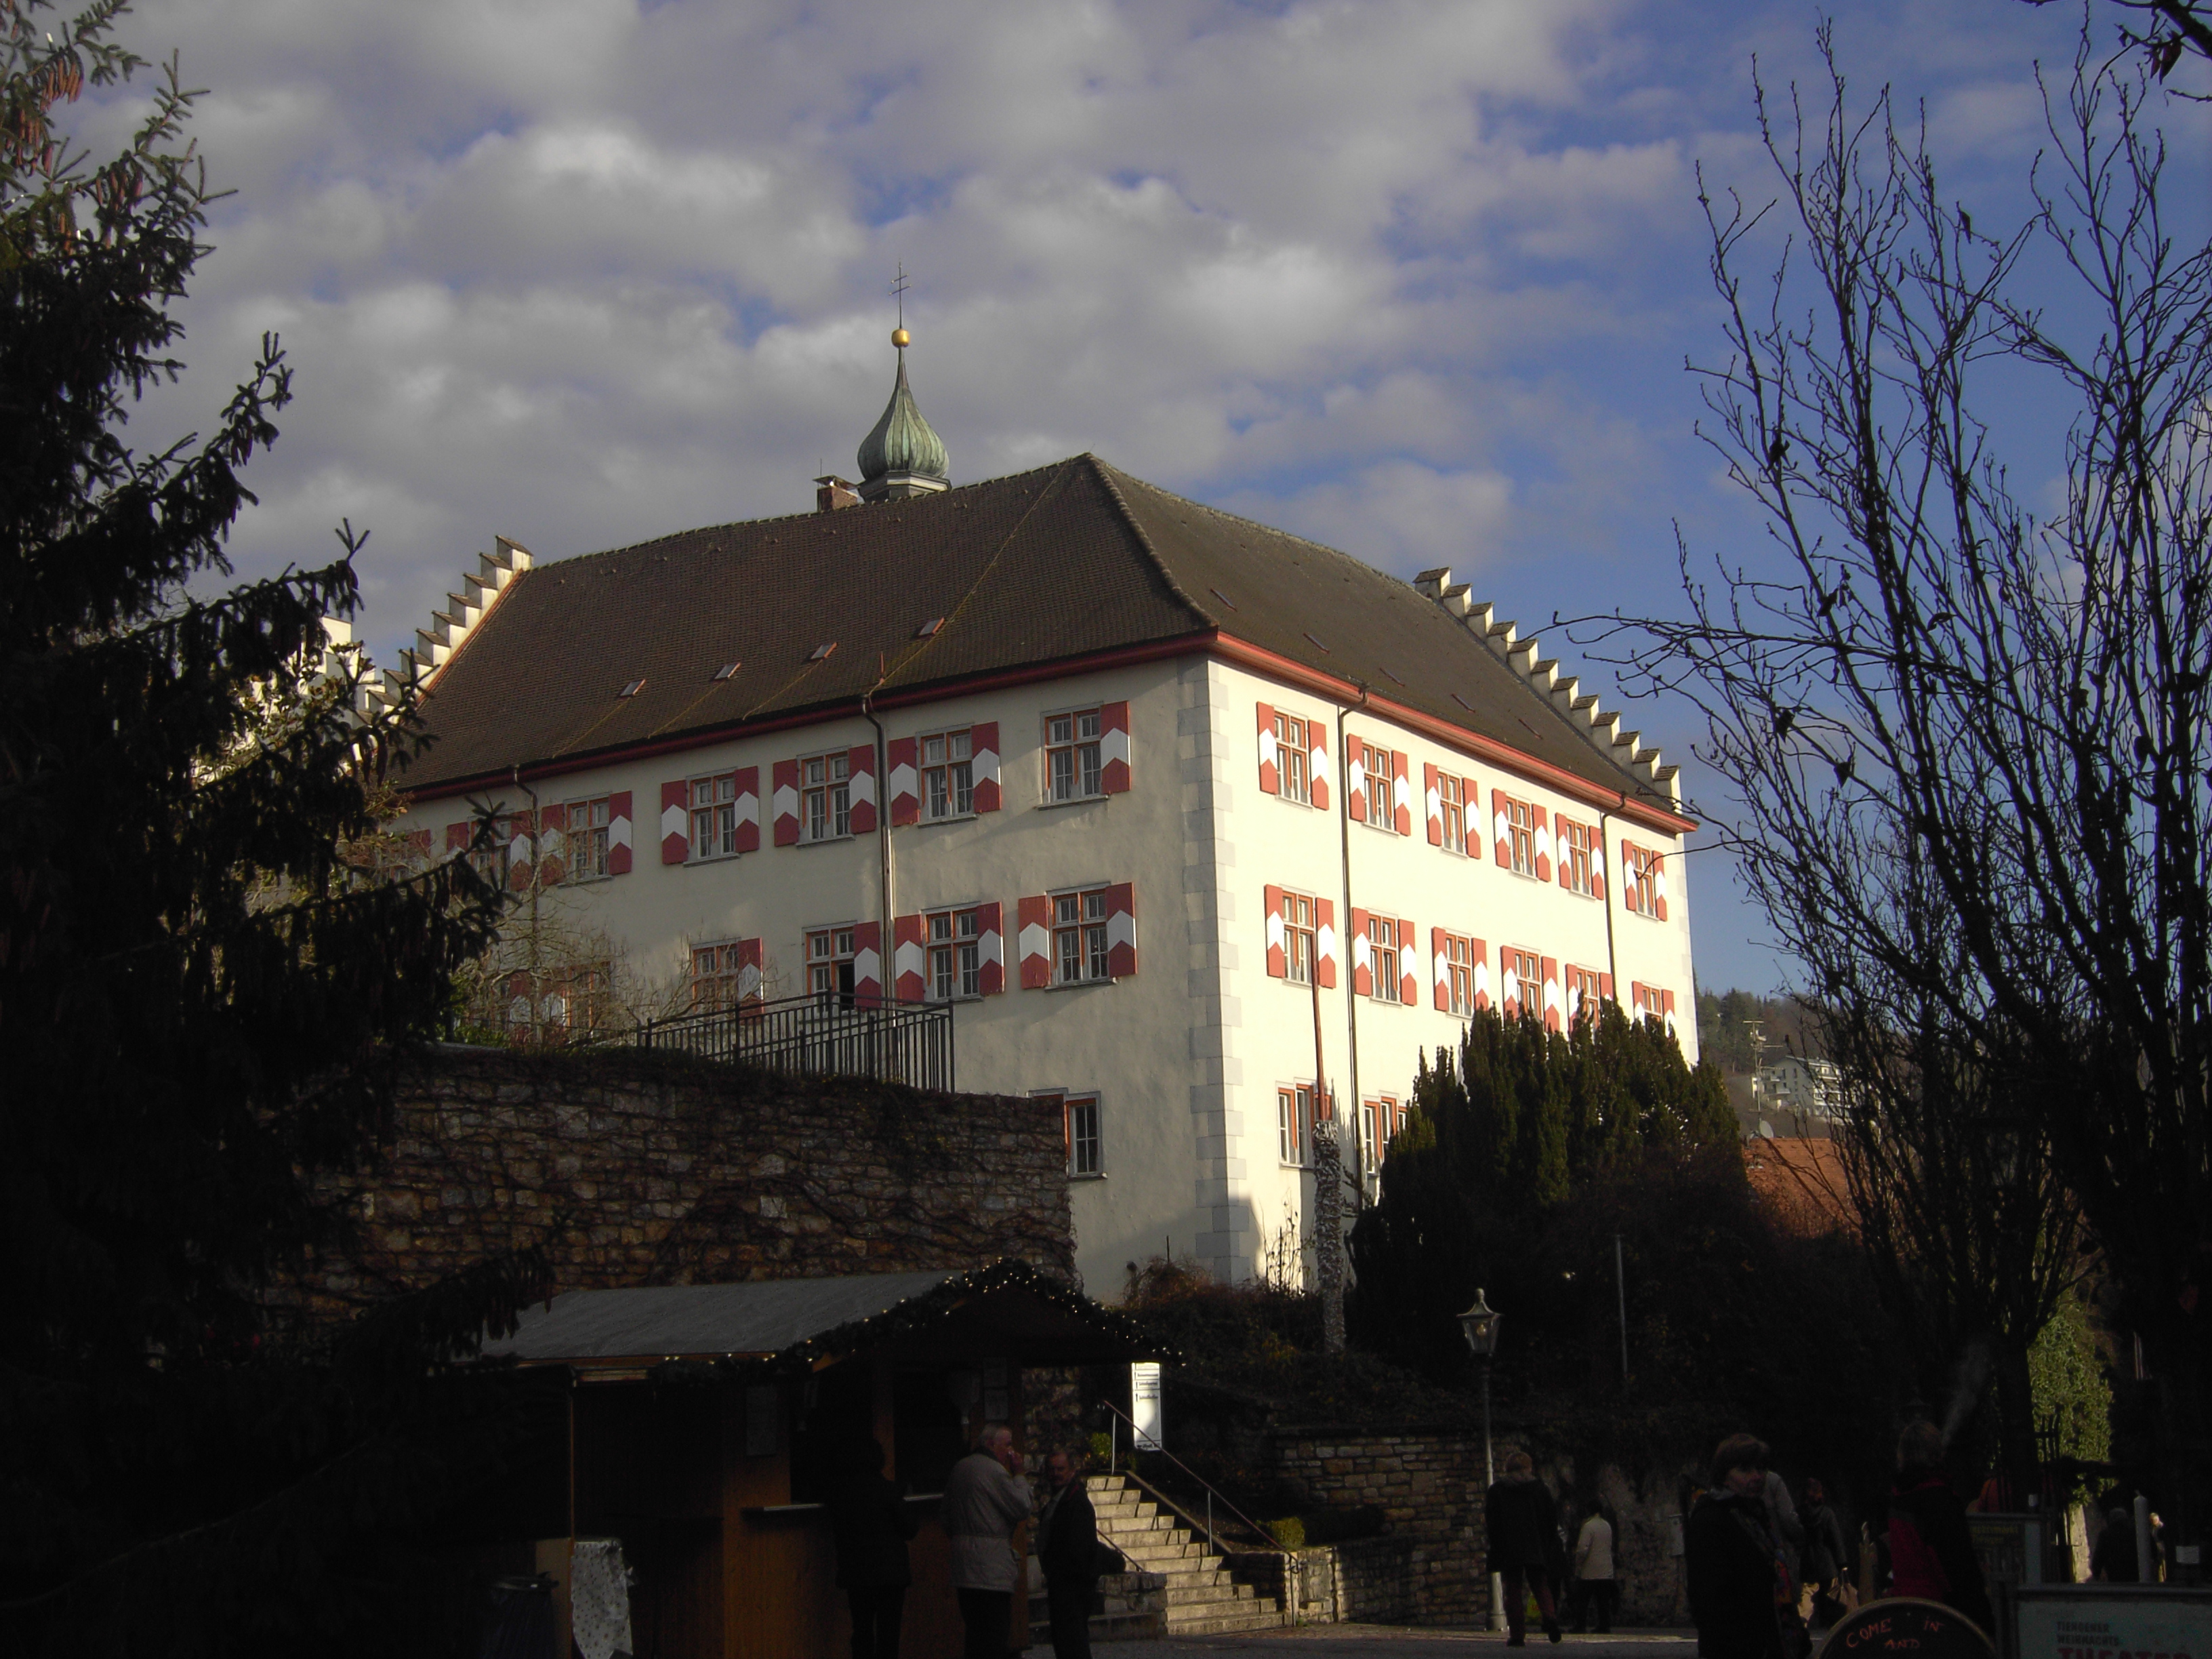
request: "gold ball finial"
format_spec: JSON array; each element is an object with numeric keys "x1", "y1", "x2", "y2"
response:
[{"x1": 891, "y1": 327, "x2": 911, "y2": 348}]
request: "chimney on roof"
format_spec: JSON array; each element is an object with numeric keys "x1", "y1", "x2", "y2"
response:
[{"x1": 815, "y1": 475, "x2": 861, "y2": 512}]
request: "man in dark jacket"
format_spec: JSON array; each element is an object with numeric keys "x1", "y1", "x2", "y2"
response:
[
  {"x1": 1687, "y1": 1433, "x2": 1784, "y2": 1659},
  {"x1": 824, "y1": 1435, "x2": 920, "y2": 1659},
  {"x1": 1885, "y1": 1422, "x2": 1994, "y2": 1635},
  {"x1": 1037, "y1": 1448, "x2": 1101, "y2": 1659},
  {"x1": 1486, "y1": 1450, "x2": 1567, "y2": 1646}
]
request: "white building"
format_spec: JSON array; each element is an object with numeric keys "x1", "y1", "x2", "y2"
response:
[
  {"x1": 1755, "y1": 1056, "x2": 1845, "y2": 1129},
  {"x1": 377, "y1": 340, "x2": 1700, "y2": 1294}
]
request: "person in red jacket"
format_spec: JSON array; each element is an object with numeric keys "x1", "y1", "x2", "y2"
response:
[{"x1": 1885, "y1": 1421, "x2": 1994, "y2": 1635}]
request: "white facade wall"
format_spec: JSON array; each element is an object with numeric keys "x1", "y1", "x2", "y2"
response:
[{"x1": 391, "y1": 650, "x2": 1695, "y2": 1296}]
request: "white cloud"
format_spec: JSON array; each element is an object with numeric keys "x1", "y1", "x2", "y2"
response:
[{"x1": 79, "y1": 0, "x2": 2117, "y2": 768}]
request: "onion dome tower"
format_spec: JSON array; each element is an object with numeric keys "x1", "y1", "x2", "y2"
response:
[{"x1": 856, "y1": 325, "x2": 949, "y2": 502}]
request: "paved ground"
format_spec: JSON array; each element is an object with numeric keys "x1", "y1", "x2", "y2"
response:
[{"x1": 1100, "y1": 1629, "x2": 1701, "y2": 1659}]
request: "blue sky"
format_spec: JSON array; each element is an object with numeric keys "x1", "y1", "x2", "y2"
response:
[{"x1": 81, "y1": 0, "x2": 2209, "y2": 996}]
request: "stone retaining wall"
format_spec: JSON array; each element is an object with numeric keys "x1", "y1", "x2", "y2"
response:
[
  {"x1": 278, "y1": 1044, "x2": 1074, "y2": 1323},
  {"x1": 1271, "y1": 1425, "x2": 1491, "y2": 1624}
]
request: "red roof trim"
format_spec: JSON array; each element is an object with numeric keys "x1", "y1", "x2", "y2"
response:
[
  {"x1": 402, "y1": 626, "x2": 1696, "y2": 836},
  {"x1": 1207, "y1": 635, "x2": 1698, "y2": 837},
  {"x1": 401, "y1": 632, "x2": 1218, "y2": 802}
]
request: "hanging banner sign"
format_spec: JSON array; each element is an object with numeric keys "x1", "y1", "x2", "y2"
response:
[
  {"x1": 2013, "y1": 1586, "x2": 2212, "y2": 1659},
  {"x1": 1130, "y1": 1361, "x2": 1164, "y2": 1451}
]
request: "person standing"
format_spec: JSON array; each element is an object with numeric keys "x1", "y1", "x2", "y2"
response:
[
  {"x1": 1486, "y1": 1450, "x2": 1568, "y2": 1646},
  {"x1": 1763, "y1": 1471, "x2": 1809, "y2": 1659},
  {"x1": 1036, "y1": 1448, "x2": 1100, "y2": 1659},
  {"x1": 825, "y1": 1435, "x2": 919, "y2": 1659},
  {"x1": 2090, "y1": 1507, "x2": 2138, "y2": 1582},
  {"x1": 941, "y1": 1423, "x2": 1033, "y2": 1659},
  {"x1": 1885, "y1": 1421, "x2": 1994, "y2": 1635},
  {"x1": 1570, "y1": 1502, "x2": 1618, "y2": 1634},
  {"x1": 1800, "y1": 1478, "x2": 1850, "y2": 1631},
  {"x1": 1686, "y1": 1433, "x2": 1784, "y2": 1659}
]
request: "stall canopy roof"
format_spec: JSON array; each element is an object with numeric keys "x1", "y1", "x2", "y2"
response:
[{"x1": 478, "y1": 1259, "x2": 1167, "y2": 1376}]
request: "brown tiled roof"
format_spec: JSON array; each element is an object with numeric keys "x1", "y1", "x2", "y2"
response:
[
  {"x1": 1744, "y1": 1137, "x2": 1857, "y2": 1238},
  {"x1": 400, "y1": 453, "x2": 1677, "y2": 817}
]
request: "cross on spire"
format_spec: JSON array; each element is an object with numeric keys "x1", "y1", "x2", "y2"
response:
[{"x1": 891, "y1": 263, "x2": 909, "y2": 330}]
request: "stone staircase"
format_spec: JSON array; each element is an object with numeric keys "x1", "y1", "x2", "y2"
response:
[{"x1": 1038, "y1": 1471, "x2": 1284, "y2": 1638}]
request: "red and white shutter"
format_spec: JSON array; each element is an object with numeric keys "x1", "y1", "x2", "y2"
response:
[
  {"x1": 1315, "y1": 898, "x2": 1338, "y2": 989},
  {"x1": 1599, "y1": 972, "x2": 1615, "y2": 1005},
  {"x1": 502, "y1": 812, "x2": 533, "y2": 890},
  {"x1": 1431, "y1": 926, "x2": 1451, "y2": 1010},
  {"x1": 1425, "y1": 763, "x2": 1443, "y2": 846},
  {"x1": 972, "y1": 721, "x2": 1002, "y2": 813},
  {"x1": 1256, "y1": 703, "x2": 1279, "y2": 796},
  {"x1": 735, "y1": 937, "x2": 764, "y2": 1007},
  {"x1": 893, "y1": 913, "x2": 926, "y2": 1001},
  {"x1": 1492, "y1": 788, "x2": 1513, "y2": 865},
  {"x1": 888, "y1": 737, "x2": 920, "y2": 826},
  {"x1": 1500, "y1": 950, "x2": 1523, "y2": 1017},
  {"x1": 977, "y1": 901, "x2": 1005, "y2": 994},
  {"x1": 606, "y1": 790, "x2": 633, "y2": 875},
  {"x1": 1345, "y1": 737, "x2": 1368, "y2": 823},
  {"x1": 535, "y1": 802, "x2": 568, "y2": 886},
  {"x1": 446, "y1": 821, "x2": 472, "y2": 856},
  {"x1": 1265, "y1": 884, "x2": 1287, "y2": 979},
  {"x1": 1105, "y1": 882, "x2": 1137, "y2": 977},
  {"x1": 847, "y1": 743, "x2": 878, "y2": 835},
  {"x1": 661, "y1": 781, "x2": 690, "y2": 864},
  {"x1": 1350, "y1": 907, "x2": 1372, "y2": 997},
  {"x1": 1393, "y1": 752, "x2": 1412, "y2": 837},
  {"x1": 1463, "y1": 777, "x2": 1482, "y2": 859},
  {"x1": 1099, "y1": 701, "x2": 1132, "y2": 793},
  {"x1": 404, "y1": 828, "x2": 431, "y2": 862},
  {"x1": 1018, "y1": 895, "x2": 1052, "y2": 989},
  {"x1": 1654, "y1": 850, "x2": 1670, "y2": 921},
  {"x1": 1471, "y1": 939, "x2": 1491, "y2": 1011},
  {"x1": 851, "y1": 921, "x2": 884, "y2": 1007},
  {"x1": 1541, "y1": 955, "x2": 1562, "y2": 1032},
  {"x1": 772, "y1": 759, "x2": 800, "y2": 846},
  {"x1": 1309, "y1": 726, "x2": 1331, "y2": 811},
  {"x1": 1661, "y1": 987, "x2": 1679, "y2": 1038},
  {"x1": 1587, "y1": 823, "x2": 1607, "y2": 901},
  {"x1": 1397, "y1": 918, "x2": 1419, "y2": 1005},
  {"x1": 1534, "y1": 806, "x2": 1553, "y2": 882},
  {"x1": 732, "y1": 766, "x2": 760, "y2": 852}
]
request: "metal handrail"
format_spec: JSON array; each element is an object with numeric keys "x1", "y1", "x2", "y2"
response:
[
  {"x1": 1099, "y1": 1399, "x2": 1282, "y2": 1559},
  {"x1": 633, "y1": 990, "x2": 954, "y2": 1090}
]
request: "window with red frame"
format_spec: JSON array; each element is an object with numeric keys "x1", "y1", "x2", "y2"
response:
[
  {"x1": 1565, "y1": 963, "x2": 1606, "y2": 1024},
  {"x1": 1499, "y1": 945, "x2": 1542, "y2": 1017},
  {"x1": 1559, "y1": 819, "x2": 1597, "y2": 897}
]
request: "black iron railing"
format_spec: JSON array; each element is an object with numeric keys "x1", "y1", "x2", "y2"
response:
[{"x1": 634, "y1": 992, "x2": 955, "y2": 1091}]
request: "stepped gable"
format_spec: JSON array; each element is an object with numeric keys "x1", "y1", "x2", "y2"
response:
[{"x1": 399, "y1": 453, "x2": 1678, "y2": 817}]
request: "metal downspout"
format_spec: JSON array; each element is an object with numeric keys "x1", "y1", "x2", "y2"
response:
[
  {"x1": 1599, "y1": 806, "x2": 1621, "y2": 1017},
  {"x1": 1336, "y1": 689, "x2": 1365, "y2": 1147},
  {"x1": 861, "y1": 674, "x2": 893, "y2": 962}
]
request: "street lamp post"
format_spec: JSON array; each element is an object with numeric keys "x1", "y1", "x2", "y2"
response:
[{"x1": 1459, "y1": 1289, "x2": 1504, "y2": 1634}]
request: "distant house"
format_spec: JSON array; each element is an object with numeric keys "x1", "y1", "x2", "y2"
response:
[
  {"x1": 374, "y1": 333, "x2": 1699, "y2": 1292},
  {"x1": 1755, "y1": 1056, "x2": 1845, "y2": 1131}
]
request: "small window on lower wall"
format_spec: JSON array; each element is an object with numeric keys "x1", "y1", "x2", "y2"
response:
[
  {"x1": 1067, "y1": 1094, "x2": 1103, "y2": 1176},
  {"x1": 1357, "y1": 1096, "x2": 1401, "y2": 1185},
  {"x1": 1565, "y1": 963, "x2": 1612, "y2": 1025},
  {"x1": 1277, "y1": 1083, "x2": 1332, "y2": 1168},
  {"x1": 1036, "y1": 1090, "x2": 1105, "y2": 1177}
]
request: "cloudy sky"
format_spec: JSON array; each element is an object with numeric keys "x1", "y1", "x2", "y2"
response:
[{"x1": 75, "y1": 0, "x2": 2208, "y2": 994}]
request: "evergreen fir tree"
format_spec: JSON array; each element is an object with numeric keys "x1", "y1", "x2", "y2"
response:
[{"x1": 1, "y1": 5, "x2": 539, "y2": 1649}]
